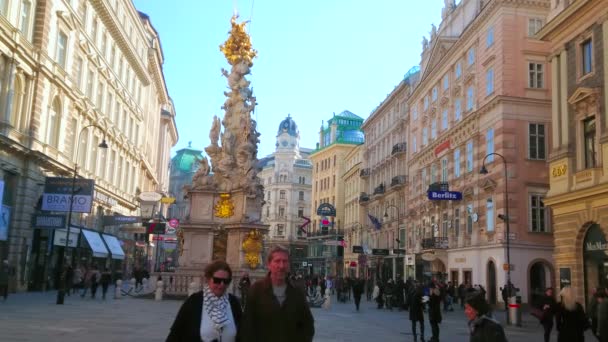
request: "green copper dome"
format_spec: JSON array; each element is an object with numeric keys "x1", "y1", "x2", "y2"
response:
[{"x1": 171, "y1": 142, "x2": 203, "y2": 173}]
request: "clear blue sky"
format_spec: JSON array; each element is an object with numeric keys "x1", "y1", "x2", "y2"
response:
[{"x1": 132, "y1": 0, "x2": 444, "y2": 157}]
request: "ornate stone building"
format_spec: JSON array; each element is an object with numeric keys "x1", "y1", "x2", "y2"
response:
[
  {"x1": 406, "y1": 0, "x2": 553, "y2": 304},
  {"x1": 0, "y1": 0, "x2": 177, "y2": 292},
  {"x1": 258, "y1": 115, "x2": 312, "y2": 273},
  {"x1": 308, "y1": 110, "x2": 364, "y2": 276},
  {"x1": 341, "y1": 143, "x2": 364, "y2": 277},
  {"x1": 539, "y1": 0, "x2": 608, "y2": 305}
]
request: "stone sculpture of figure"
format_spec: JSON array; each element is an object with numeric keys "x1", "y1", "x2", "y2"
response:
[
  {"x1": 422, "y1": 36, "x2": 429, "y2": 50},
  {"x1": 431, "y1": 24, "x2": 437, "y2": 40},
  {"x1": 191, "y1": 157, "x2": 213, "y2": 188},
  {"x1": 210, "y1": 115, "x2": 221, "y2": 145}
]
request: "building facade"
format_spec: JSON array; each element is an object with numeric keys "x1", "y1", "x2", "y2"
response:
[
  {"x1": 308, "y1": 111, "x2": 364, "y2": 276},
  {"x1": 405, "y1": 0, "x2": 554, "y2": 305},
  {"x1": 539, "y1": 0, "x2": 608, "y2": 305},
  {"x1": 0, "y1": 0, "x2": 176, "y2": 292},
  {"x1": 342, "y1": 144, "x2": 363, "y2": 277},
  {"x1": 359, "y1": 67, "x2": 419, "y2": 283},
  {"x1": 258, "y1": 115, "x2": 312, "y2": 273}
]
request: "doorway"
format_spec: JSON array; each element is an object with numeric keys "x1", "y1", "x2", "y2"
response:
[
  {"x1": 487, "y1": 261, "x2": 497, "y2": 304},
  {"x1": 530, "y1": 262, "x2": 548, "y2": 305}
]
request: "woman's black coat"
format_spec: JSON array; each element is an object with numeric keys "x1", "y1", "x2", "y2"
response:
[{"x1": 167, "y1": 291, "x2": 242, "y2": 342}]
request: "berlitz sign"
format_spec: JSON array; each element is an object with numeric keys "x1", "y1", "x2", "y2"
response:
[{"x1": 427, "y1": 191, "x2": 462, "y2": 201}]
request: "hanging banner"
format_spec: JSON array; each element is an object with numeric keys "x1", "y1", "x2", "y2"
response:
[{"x1": 0, "y1": 205, "x2": 9, "y2": 241}]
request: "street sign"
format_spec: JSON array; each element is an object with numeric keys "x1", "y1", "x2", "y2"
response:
[
  {"x1": 372, "y1": 248, "x2": 389, "y2": 256},
  {"x1": 393, "y1": 248, "x2": 406, "y2": 255},
  {"x1": 352, "y1": 245, "x2": 364, "y2": 254},
  {"x1": 42, "y1": 177, "x2": 95, "y2": 213},
  {"x1": 168, "y1": 218, "x2": 180, "y2": 228},
  {"x1": 102, "y1": 215, "x2": 141, "y2": 226},
  {"x1": 427, "y1": 191, "x2": 462, "y2": 201},
  {"x1": 33, "y1": 214, "x2": 66, "y2": 229},
  {"x1": 161, "y1": 197, "x2": 176, "y2": 204}
]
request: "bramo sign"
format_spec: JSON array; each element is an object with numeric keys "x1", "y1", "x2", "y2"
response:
[{"x1": 42, "y1": 177, "x2": 95, "y2": 213}]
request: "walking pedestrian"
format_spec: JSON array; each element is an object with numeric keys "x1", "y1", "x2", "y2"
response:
[
  {"x1": 89, "y1": 265, "x2": 100, "y2": 299},
  {"x1": 458, "y1": 283, "x2": 466, "y2": 309},
  {"x1": 100, "y1": 268, "x2": 112, "y2": 300},
  {"x1": 0, "y1": 260, "x2": 10, "y2": 301},
  {"x1": 65, "y1": 265, "x2": 74, "y2": 297},
  {"x1": 589, "y1": 287, "x2": 603, "y2": 339},
  {"x1": 72, "y1": 265, "x2": 83, "y2": 295},
  {"x1": 352, "y1": 276, "x2": 364, "y2": 311},
  {"x1": 556, "y1": 286, "x2": 588, "y2": 342},
  {"x1": 534, "y1": 287, "x2": 557, "y2": 342},
  {"x1": 241, "y1": 245, "x2": 314, "y2": 342},
  {"x1": 464, "y1": 291, "x2": 507, "y2": 342},
  {"x1": 166, "y1": 260, "x2": 242, "y2": 342},
  {"x1": 409, "y1": 284, "x2": 426, "y2": 342},
  {"x1": 428, "y1": 287, "x2": 442, "y2": 342}
]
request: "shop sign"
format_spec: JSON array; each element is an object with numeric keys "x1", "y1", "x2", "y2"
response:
[
  {"x1": 372, "y1": 248, "x2": 389, "y2": 256},
  {"x1": 393, "y1": 248, "x2": 406, "y2": 255},
  {"x1": 352, "y1": 245, "x2": 364, "y2": 254},
  {"x1": 584, "y1": 225, "x2": 608, "y2": 253},
  {"x1": 585, "y1": 241, "x2": 608, "y2": 252},
  {"x1": 102, "y1": 215, "x2": 141, "y2": 226},
  {"x1": 33, "y1": 214, "x2": 66, "y2": 229},
  {"x1": 42, "y1": 177, "x2": 95, "y2": 213},
  {"x1": 421, "y1": 252, "x2": 436, "y2": 261},
  {"x1": 559, "y1": 268, "x2": 571, "y2": 289},
  {"x1": 95, "y1": 191, "x2": 118, "y2": 207},
  {"x1": 161, "y1": 197, "x2": 176, "y2": 204},
  {"x1": 139, "y1": 191, "x2": 162, "y2": 202},
  {"x1": 316, "y1": 203, "x2": 336, "y2": 217},
  {"x1": 405, "y1": 254, "x2": 415, "y2": 265},
  {"x1": 427, "y1": 191, "x2": 462, "y2": 201},
  {"x1": 455, "y1": 257, "x2": 466, "y2": 263}
]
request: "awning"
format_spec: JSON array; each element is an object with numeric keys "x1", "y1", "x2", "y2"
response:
[
  {"x1": 82, "y1": 230, "x2": 109, "y2": 258},
  {"x1": 101, "y1": 234, "x2": 125, "y2": 260}
]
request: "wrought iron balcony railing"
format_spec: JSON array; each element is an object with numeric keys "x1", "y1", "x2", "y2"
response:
[
  {"x1": 421, "y1": 237, "x2": 449, "y2": 250},
  {"x1": 391, "y1": 142, "x2": 407, "y2": 156}
]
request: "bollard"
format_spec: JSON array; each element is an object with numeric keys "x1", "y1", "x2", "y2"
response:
[
  {"x1": 508, "y1": 296, "x2": 522, "y2": 326},
  {"x1": 142, "y1": 278, "x2": 149, "y2": 292},
  {"x1": 115, "y1": 279, "x2": 123, "y2": 299},
  {"x1": 130, "y1": 277, "x2": 136, "y2": 291},
  {"x1": 188, "y1": 280, "x2": 200, "y2": 297},
  {"x1": 155, "y1": 280, "x2": 163, "y2": 301}
]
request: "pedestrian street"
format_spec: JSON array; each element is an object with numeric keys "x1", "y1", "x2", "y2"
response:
[{"x1": 0, "y1": 290, "x2": 597, "y2": 341}]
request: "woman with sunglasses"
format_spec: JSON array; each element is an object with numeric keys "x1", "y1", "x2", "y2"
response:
[{"x1": 167, "y1": 260, "x2": 242, "y2": 342}]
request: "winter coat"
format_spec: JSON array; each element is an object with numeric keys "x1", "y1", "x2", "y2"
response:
[
  {"x1": 536, "y1": 294, "x2": 557, "y2": 325},
  {"x1": 166, "y1": 291, "x2": 242, "y2": 342},
  {"x1": 468, "y1": 315, "x2": 507, "y2": 342},
  {"x1": 428, "y1": 291, "x2": 442, "y2": 323},
  {"x1": 409, "y1": 290, "x2": 424, "y2": 322},
  {"x1": 241, "y1": 275, "x2": 314, "y2": 342},
  {"x1": 556, "y1": 302, "x2": 588, "y2": 342}
]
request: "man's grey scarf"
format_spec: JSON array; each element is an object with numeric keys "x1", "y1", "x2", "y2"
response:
[{"x1": 202, "y1": 284, "x2": 230, "y2": 329}]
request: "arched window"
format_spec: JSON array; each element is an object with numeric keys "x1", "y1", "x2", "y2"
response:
[
  {"x1": 10, "y1": 75, "x2": 25, "y2": 129},
  {"x1": 48, "y1": 97, "x2": 62, "y2": 148},
  {"x1": 78, "y1": 126, "x2": 89, "y2": 167}
]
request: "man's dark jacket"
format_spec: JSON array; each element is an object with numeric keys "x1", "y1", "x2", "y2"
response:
[
  {"x1": 241, "y1": 275, "x2": 314, "y2": 342},
  {"x1": 166, "y1": 291, "x2": 242, "y2": 342}
]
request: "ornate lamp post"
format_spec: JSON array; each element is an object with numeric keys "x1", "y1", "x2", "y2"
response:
[
  {"x1": 383, "y1": 204, "x2": 401, "y2": 281},
  {"x1": 56, "y1": 124, "x2": 108, "y2": 304},
  {"x1": 479, "y1": 152, "x2": 513, "y2": 293}
]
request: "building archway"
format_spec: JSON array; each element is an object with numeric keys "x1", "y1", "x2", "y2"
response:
[
  {"x1": 529, "y1": 260, "x2": 552, "y2": 305},
  {"x1": 487, "y1": 260, "x2": 497, "y2": 305},
  {"x1": 583, "y1": 223, "x2": 608, "y2": 305}
]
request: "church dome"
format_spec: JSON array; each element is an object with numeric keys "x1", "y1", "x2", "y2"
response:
[
  {"x1": 277, "y1": 114, "x2": 299, "y2": 137},
  {"x1": 171, "y1": 142, "x2": 203, "y2": 173}
]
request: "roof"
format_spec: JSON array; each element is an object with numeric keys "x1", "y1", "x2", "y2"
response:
[
  {"x1": 171, "y1": 143, "x2": 203, "y2": 173},
  {"x1": 277, "y1": 114, "x2": 299, "y2": 137},
  {"x1": 333, "y1": 110, "x2": 363, "y2": 121}
]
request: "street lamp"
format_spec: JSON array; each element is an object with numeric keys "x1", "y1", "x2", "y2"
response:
[
  {"x1": 57, "y1": 124, "x2": 108, "y2": 305},
  {"x1": 479, "y1": 152, "x2": 512, "y2": 293},
  {"x1": 383, "y1": 204, "x2": 400, "y2": 249}
]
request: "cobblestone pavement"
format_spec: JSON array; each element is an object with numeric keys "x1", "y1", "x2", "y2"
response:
[{"x1": 0, "y1": 290, "x2": 595, "y2": 341}]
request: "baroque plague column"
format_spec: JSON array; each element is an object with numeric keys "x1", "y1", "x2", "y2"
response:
[{"x1": 177, "y1": 16, "x2": 268, "y2": 286}]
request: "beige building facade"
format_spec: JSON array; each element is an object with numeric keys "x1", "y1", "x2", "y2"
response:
[
  {"x1": 539, "y1": 0, "x2": 608, "y2": 306},
  {"x1": 342, "y1": 144, "x2": 363, "y2": 277},
  {"x1": 0, "y1": 0, "x2": 176, "y2": 292}
]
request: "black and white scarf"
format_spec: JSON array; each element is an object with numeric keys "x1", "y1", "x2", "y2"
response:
[{"x1": 202, "y1": 284, "x2": 230, "y2": 330}]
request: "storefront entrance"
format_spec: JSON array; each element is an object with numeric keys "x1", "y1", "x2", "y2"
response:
[
  {"x1": 583, "y1": 224, "x2": 608, "y2": 304},
  {"x1": 487, "y1": 261, "x2": 497, "y2": 305}
]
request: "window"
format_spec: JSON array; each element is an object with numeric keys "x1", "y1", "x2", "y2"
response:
[
  {"x1": 466, "y1": 140, "x2": 474, "y2": 172},
  {"x1": 399, "y1": 228, "x2": 406, "y2": 248},
  {"x1": 466, "y1": 87, "x2": 474, "y2": 111},
  {"x1": 486, "y1": 26, "x2": 494, "y2": 47},
  {"x1": 529, "y1": 123, "x2": 546, "y2": 160},
  {"x1": 412, "y1": 136, "x2": 417, "y2": 153},
  {"x1": 467, "y1": 48, "x2": 475, "y2": 66},
  {"x1": 56, "y1": 31, "x2": 68, "y2": 68},
  {"x1": 486, "y1": 128, "x2": 494, "y2": 161},
  {"x1": 486, "y1": 68, "x2": 494, "y2": 95},
  {"x1": 90, "y1": 17, "x2": 98, "y2": 43},
  {"x1": 443, "y1": 74, "x2": 449, "y2": 91},
  {"x1": 466, "y1": 204, "x2": 473, "y2": 234},
  {"x1": 424, "y1": 96, "x2": 429, "y2": 111},
  {"x1": 441, "y1": 158, "x2": 448, "y2": 182},
  {"x1": 455, "y1": 62, "x2": 462, "y2": 79},
  {"x1": 530, "y1": 194, "x2": 547, "y2": 232},
  {"x1": 528, "y1": 18, "x2": 543, "y2": 36},
  {"x1": 10, "y1": 75, "x2": 25, "y2": 129},
  {"x1": 86, "y1": 69, "x2": 94, "y2": 98},
  {"x1": 528, "y1": 63, "x2": 544, "y2": 88},
  {"x1": 276, "y1": 224, "x2": 284, "y2": 236},
  {"x1": 299, "y1": 191, "x2": 304, "y2": 201},
  {"x1": 431, "y1": 120, "x2": 437, "y2": 139},
  {"x1": 486, "y1": 198, "x2": 494, "y2": 232},
  {"x1": 432, "y1": 87, "x2": 438, "y2": 102},
  {"x1": 584, "y1": 117, "x2": 597, "y2": 168},
  {"x1": 267, "y1": 191, "x2": 270, "y2": 200},
  {"x1": 279, "y1": 190, "x2": 286, "y2": 199},
  {"x1": 455, "y1": 98, "x2": 462, "y2": 121},
  {"x1": 454, "y1": 148, "x2": 461, "y2": 178},
  {"x1": 19, "y1": 0, "x2": 33, "y2": 39},
  {"x1": 454, "y1": 208, "x2": 460, "y2": 237},
  {"x1": 48, "y1": 98, "x2": 62, "y2": 148},
  {"x1": 278, "y1": 207, "x2": 285, "y2": 217},
  {"x1": 96, "y1": 82, "x2": 104, "y2": 109},
  {"x1": 0, "y1": 0, "x2": 7, "y2": 14},
  {"x1": 431, "y1": 163, "x2": 437, "y2": 184},
  {"x1": 422, "y1": 128, "x2": 428, "y2": 146},
  {"x1": 412, "y1": 107, "x2": 418, "y2": 121},
  {"x1": 582, "y1": 39, "x2": 593, "y2": 75},
  {"x1": 442, "y1": 109, "x2": 448, "y2": 130},
  {"x1": 73, "y1": 57, "x2": 84, "y2": 90},
  {"x1": 421, "y1": 168, "x2": 427, "y2": 190}
]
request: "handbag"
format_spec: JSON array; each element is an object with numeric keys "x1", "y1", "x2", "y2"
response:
[{"x1": 530, "y1": 307, "x2": 546, "y2": 321}]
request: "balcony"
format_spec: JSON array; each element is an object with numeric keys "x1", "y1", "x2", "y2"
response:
[
  {"x1": 360, "y1": 168, "x2": 371, "y2": 178},
  {"x1": 421, "y1": 237, "x2": 449, "y2": 250},
  {"x1": 391, "y1": 143, "x2": 407, "y2": 156},
  {"x1": 391, "y1": 175, "x2": 408, "y2": 188},
  {"x1": 359, "y1": 192, "x2": 370, "y2": 203},
  {"x1": 427, "y1": 182, "x2": 449, "y2": 192},
  {"x1": 373, "y1": 183, "x2": 385, "y2": 195}
]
